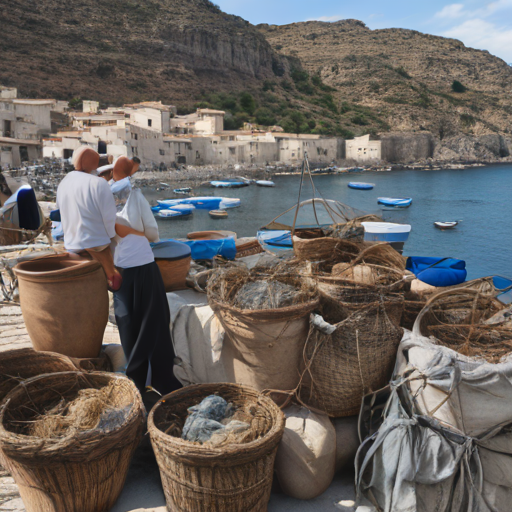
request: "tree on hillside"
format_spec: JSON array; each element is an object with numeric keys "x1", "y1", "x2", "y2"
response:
[
  {"x1": 240, "y1": 92, "x2": 256, "y2": 115},
  {"x1": 452, "y1": 80, "x2": 467, "y2": 93}
]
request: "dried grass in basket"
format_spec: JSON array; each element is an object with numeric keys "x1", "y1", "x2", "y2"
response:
[
  {"x1": 414, "y1": 288, "x2": 511, "y2": 363},
  {"x1": 300, "y1": 298, "x2": 404, "y2": 417},
  {"x1": 148, "y1": 383, "x2": 285, "y2": 512},
  {"x1": 0, "y1": 371, "x2": 144, "y2": 512}
]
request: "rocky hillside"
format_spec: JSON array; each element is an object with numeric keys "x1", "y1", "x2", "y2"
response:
[
  {"x1": 258, "y1": 20, "x2": 512, "y2": 138},
  {"x1": 0, "y1": 0, "x2": 287, "y2": 105}
]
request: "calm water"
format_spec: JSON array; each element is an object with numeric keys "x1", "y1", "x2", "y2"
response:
[{"x1": 144, "y1": 164, "x2": 512, "y2": 280}]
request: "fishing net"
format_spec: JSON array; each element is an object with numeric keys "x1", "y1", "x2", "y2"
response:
[
  {"x1": 207, "y1": 266, "x2": 317, "y2": 312},
  {"x1": 416, "y1": 289, "x2": 511, "y2": 363},
  {"x1": 300, "y1": 298, "x2": 404, "y2": 417}
]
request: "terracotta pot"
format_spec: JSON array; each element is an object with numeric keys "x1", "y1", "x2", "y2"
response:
[{"x1": 14, "y1": 254, "x2": 109, "y2": 358}]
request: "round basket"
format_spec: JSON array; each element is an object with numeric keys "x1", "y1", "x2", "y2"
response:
[
  {"x1": 148, "y1": 383, "x2": 285, "y2": 512},
  {"x1": 0, "y1": 348, "x2": 77, "y2": 404},
  {"x1": 0, "y1": 371, "x2": 145, "y2": 512},
  {"x1": 413, "y1": 288, "x2": 509, "y2": 363}
]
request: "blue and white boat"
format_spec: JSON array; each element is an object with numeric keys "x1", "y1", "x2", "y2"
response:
[
  {"x1": 156, "y1": 209, "x2": 192, "y2": 219},
  {"x1": 348, "y1": 182, "x2": 374, "y2": 190},
  {"x1": 158, "y1": 197, "x2": 241, "y2": 210},
  {"x1": 257, "y1": 230, "x2": 293, "y2": 254},
  {"x1": 362, "y1": 221, "x2": 411, "y2": 253},
  {"x1": 348, "y1": 167, "x2": 364, "y2": 173},
  {"x1": 173, "y1": 187, "x2": 192, "y2": 195},
  {"x1": 256, "y1": 180, "x2": 275, "y2": 187},
  {"x1": 377, "y1": 197, "x2": 412, "y2": 208},
  {"x1": 210, "y1": 180, "x2": 249, "y2": 188},
  {"x1": 152, "y1": 204, "x2": 195, "y2": 213}
]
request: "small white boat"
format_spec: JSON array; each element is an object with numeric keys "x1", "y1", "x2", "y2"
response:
[
  {"x1": 256, "y1": 180, "x2": 275, "y2": 187},
  {"x1": 434, "y1": 221, "x2": 459, "y2": 230}
]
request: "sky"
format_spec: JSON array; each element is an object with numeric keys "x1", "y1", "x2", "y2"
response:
[{"x1": 215, "y1": 0, "x2": 512, "y2": 63}]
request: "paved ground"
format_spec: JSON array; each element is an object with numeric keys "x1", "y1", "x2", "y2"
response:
[{"x1": 0, "y1": 302, "x2": 357, "y2": 512}]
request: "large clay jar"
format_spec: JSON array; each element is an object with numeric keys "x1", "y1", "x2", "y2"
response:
[{"x1": 14, "y1": 254, "x2": 109, "y2": 358}]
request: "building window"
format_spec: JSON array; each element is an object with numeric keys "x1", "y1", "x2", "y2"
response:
[
  {"x1": 3, "y1": 120, "x2": 12, "y2": 138},
  {"x1": 131, "y1": 133, "x2": 138, "y2": 140},
  {"x1": 0, "y1": 146, "x2": 12, "y2": 152},
  {"x1": 63, "y1": 149, "x2": 73, "y2": 159},
  {"x1": 20, "y1": 146, "x2": 29, "y2": 162},
  {"x1": 148, "y1": 119, "x2": 152, "y2": 127},
  {"x1": 229, "y1": 147, "x2": 236, "y2": 155},
  {"x1": 196, "y1": 151, "x2": 200, "y2": 159},
  {"x1": 159, "y1": 149, "x2": 165, "y2": 156},
  {"x1": 131, "y1": 146, "x2": 138, "y2": 156}
]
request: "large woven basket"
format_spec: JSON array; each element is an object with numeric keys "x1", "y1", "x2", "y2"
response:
[
  {"x1": 148, "y1": 383, "x2": 285, "y2": 512},
  {"x1": 0, "y1": 348, "x2": 77, "y2": 404},
  {"x1": 300, "y1": 300, "x2": 404, "y2": 417},
  {"x1": 0, "y1": 372, "x2": 145, "y2": 512}
]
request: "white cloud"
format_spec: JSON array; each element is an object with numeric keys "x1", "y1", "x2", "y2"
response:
[
  {"x1": 435, "y1": 3, "x2": 466, "y2": 19},
  {"x1": 444, "y1": 18, "x2": 512, "y2": 61},
  {"x1": 307, "y1": 15, "x2": 343, "y2": 22}
]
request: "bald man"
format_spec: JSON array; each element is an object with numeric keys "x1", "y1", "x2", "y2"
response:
[{"x1": 57, "y1": 148, "x2": 134, "y2": 291}]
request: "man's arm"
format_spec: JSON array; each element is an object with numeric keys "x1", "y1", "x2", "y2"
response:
[{"x1": 115, "y1": 223, "x2": 145, "y2": 238}]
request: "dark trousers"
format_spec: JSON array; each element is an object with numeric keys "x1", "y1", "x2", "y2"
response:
[{"x1": 114, "y1": 261, "x2": 182, "y2": 396}]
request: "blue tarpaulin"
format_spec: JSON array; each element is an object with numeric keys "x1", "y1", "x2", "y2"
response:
[
  {"x1": 158, "y1": 237, "x2": 236, "y2": 261},
  {"x1": 406, "y1": 256, "x2": 467, "y2": 287}
]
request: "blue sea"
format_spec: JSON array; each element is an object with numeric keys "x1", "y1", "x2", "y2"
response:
[{"x1": 148, "y1": 164, "x2": 512, "y2": 280}]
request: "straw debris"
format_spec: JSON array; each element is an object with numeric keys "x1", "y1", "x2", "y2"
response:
[{"x1": 24, "y1": 381, "x2": 130, "y2": 439}]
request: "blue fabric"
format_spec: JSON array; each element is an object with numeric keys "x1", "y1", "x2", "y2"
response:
[
  {"x1": 50, "y1": 209, "x2": 61, "y2": 222},
  {"x1": 406, "y1": 257, "x2": 467, "y2": 287},
  {"x1": 159, "y1": 237, "x2": 236, "y2": 261},
  {"x1": 17, "y1": 188, "x2": 40, "y2": 230}
]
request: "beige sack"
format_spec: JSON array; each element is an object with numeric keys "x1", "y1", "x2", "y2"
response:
[
  {"x1": 332, "y1": 263, "x2": 377, "y2": 285},
  {"x1": 333, "y1": 416, "x2": 360, "y2": 473},
  {"x1": 274, "y1": 405, "x2": 336, "y2": 500}
]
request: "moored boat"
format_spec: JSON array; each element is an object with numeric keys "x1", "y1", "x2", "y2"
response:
[
  {"x1": 348, "y1": 182, "x2": 374, "y2": 190},
  {"x1": 256, "y1": 180, "x2": 275, "y2": 187},
  {"x1": 377, "y1": 197, "x2": 412, "y2": 208},
  {"x1": 210, "y1": 180, "x2": 249, "y2": 188},
  {"x1": 209, "y1": 209, "x2": 228, "y2": 219},
  {"x1": 173, "y1": 187, "x2": 192, "y2": 195},
  {"x1": 434, "y1": 221, "x2": 459, "y2": 230},
  {"x1": 362, "y1": 221, "x2": 412, "y2": 254},
  {"x1": 158, "y1": 197, "x2": 241, "y2": 210},
  {"x1": 156, "y1": 209, "x2": 192, "y2": 219}
]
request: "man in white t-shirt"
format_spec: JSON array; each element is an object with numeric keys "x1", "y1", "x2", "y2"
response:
[
  {"x1": 57, "y1": 148, "x2": 141, "y2": 291},
  {"x1": 110, "y1": 157, "x2": 181, "y2": 396}
]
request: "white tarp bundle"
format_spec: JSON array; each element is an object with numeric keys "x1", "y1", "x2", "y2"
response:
[
  {"x1": 167, "y1": 290, "x2": 227, "y2": 386},
  {"x1": 356, "y1": 329, "x2": 512, "y2": 512}
]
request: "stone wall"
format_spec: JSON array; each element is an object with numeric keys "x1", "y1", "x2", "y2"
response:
[{"x1": 380, "y1": 133, "x2": 435, "y2": 163}]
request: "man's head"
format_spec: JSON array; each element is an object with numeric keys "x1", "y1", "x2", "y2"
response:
[
  {"x1": 113, "y1": 156, "x2": 139, "y2": 181},
  {"x1": 73, "y1": 147, "x2": 100, "y2": 173}
]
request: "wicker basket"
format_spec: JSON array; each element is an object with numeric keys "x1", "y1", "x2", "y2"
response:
[
  {"x1": 0, "y1": 372, "x2": 145, "y2": 512},
  {"x1": 156, "y1": 256, "x2": 192, "y2": 292},
  {"x1": 148, "y1": 383, "x2": 285, "y2": 512},
  {"x1": 0, "y1": 348, "x2": 77, "y2": 403}
]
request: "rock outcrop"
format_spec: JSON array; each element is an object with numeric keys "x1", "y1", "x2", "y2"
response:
[
  {"x1": 0, "y1": 0, "x2": 287, "y2": 104},
  {"x1": 258, "y1": 20, "x2": 512, "y2": 138}
]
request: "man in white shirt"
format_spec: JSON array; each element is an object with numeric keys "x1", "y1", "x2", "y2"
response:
[
  {"x1": 110, "y1": 157, "x2": 181, "y2": 396},
  {"x1": 57, "y1": 148, "x2": 123, "y2": 290}
]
